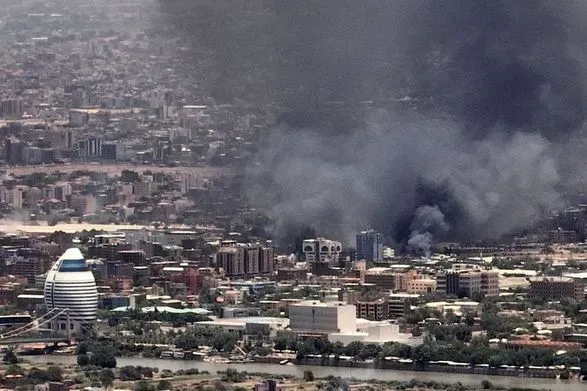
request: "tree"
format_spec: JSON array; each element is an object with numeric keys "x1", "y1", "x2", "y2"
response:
[
  {"x1": 89, "y1": 346, "x2": 117, "y2": 368},
  {"x1": 296, "y1": 340, "x2": 317, "y2": 359},
  {"x1": 173, "y1": 333, "x2": 199, "y2": 350},
  {"x1": 303, "y1": 370, "x2": 314, "y2": 381},
  {"x1": 119, "y1": 366, "x2": 142, "y2": 381},
  {"x1": 76, "y1": 342, "x2": 88, "y2": 355},
  {"x1": 139, "y1": 366, "x2": 154, "y2": 378},
  {"x1": 464, "y1": 313, "x2": 476, "y2": 326},
  {"x1": 134, "y1": 380, "x2": 153, "y2": 391},
  {"x1": 5, "y1": 364, "x2": 24, "y2": 376},
  {"x1": 344, "y1": 341, "x2": 364, "y2": 357},
  {"x1": 77, "y1": 353, "x2": 90, "y2": 366},
  {"x1": 273, "y1": 336, "x2": 288, "y2": 351},
  {"x1": 222, "y1": 368, "x2": 246, "y2": 383},
  {"x1": 212, "y1": 331, "x2": 238, "y2": 352},
  {"x1": 46, "y1": 366, "x2": 63, "y2": 382},
  {"x1": 358, "y1": 344, "x2": 380, "y2": 360},
  {"x1": 28, "y1": 368, "x2": 51, "y2": 384},
  {"x1": 2, "y1": 350, "x2": 17, "y2": 364},
  {"x1": 157, "y1": 379, "x2": 173, "y2": 391},
  {"x1": 381, "y1": 342, "x2": 412, "y2": 358},
  {"x1": 100, "y1": 369, "x2": 115, "y2": 389}
]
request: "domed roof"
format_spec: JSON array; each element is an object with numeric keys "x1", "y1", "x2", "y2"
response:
[{"x1": 52, "y1": 248, "x2": 89, "y2": 273}]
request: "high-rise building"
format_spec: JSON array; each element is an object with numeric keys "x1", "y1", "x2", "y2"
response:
[
  {"x1": 216, "y1": 243, "x2": 273, "y2": 277},
  {"x1": 356, "y1": 230, "x2": 383, "y2": 261},
  {"x1": 0, "y1": 99, "x2": 24, "y2": 118},
  {"x1": 44, "y1": 248, "x2": 98, "y2": 333}
]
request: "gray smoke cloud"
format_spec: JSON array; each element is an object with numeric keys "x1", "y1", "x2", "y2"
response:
[
  {"x1": 157, "y1": 0, "x2": 587, "y2": 250},
  {"x1": 408, "y1": 206, "x2": 451, "y2": 256},
  {"x1": 248, "y1": 110, "x2": 562, "y2": 247}
]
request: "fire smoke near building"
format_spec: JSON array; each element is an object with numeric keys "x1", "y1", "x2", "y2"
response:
[{"x1": 159, "y1": 0, "x2": 587, "y2": 252}]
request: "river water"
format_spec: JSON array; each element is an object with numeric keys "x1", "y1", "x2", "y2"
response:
[{"x1": 24, "y1": 356, "x2": 584, "y2": 391}]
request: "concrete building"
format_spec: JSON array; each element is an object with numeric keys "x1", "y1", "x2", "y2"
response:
[
  {"x1": 356, "y1": 230, "x2": 383, "y2": 261},
  {"x1": 388, "y1": 293, "x2": 419, "y2": 318},
  {"x1": 216, "y1": 243, "x2": 274, "y2": 278},
  {"x1": 364, "y1": 268, "x2": 395, "y2": 290},
  {"x1": 289, "y1": 301, "x2": 356, "y2": 334},
  {"x1": 330, "y1": 319, "x2": 420, "y2": 345},
  {"x1": 288, "y1": 300, "x2": 422, "y2": 345},
  {"x1": 529, "y1": 277, "x2": 585, "y2": 300},
  {"x1": 44, "y1": 248, "x2": 98, "y2": 332},
  {"x1": 217, "y1": 246, "x2": 245, "y2": 277},
  {"x1": 437, "y1": 269, "x2": 499, "y2": 298},
  {"x1": 302, "y1": 238, "x2": 342, "y2": 264},
  {"x1": 406, "y1": 278, "x2": 437, "y2": 294},
  {"x1": 195, "y1": 316, "x2": 289, "y2": 341},
  {"x1": 356, "y1": 298, "x2": 388, "y2": 320}
]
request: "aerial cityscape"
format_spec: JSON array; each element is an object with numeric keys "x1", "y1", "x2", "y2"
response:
[{"x1": 0, "y1": 0, "x2": 586, "y2": 390}]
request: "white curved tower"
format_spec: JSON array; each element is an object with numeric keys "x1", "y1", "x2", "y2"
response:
[{"x1": 44, "y1": 248, "x2": 98, "y2": 333}]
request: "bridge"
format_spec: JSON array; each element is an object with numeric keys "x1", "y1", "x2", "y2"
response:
[
  {"x1": 0, "y1": 308, "x2": 93, "y2": 346},
  {"x1": 0, "y1": 337, "x2": 71, "y2": 345}
]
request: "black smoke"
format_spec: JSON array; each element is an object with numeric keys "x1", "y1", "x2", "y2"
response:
[{"x1": 157, "y1": 0, "x2": 587, "y2": 252}]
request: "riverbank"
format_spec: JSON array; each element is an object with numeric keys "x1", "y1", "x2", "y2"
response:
[
  {"x1": 24, "y1": 355, "x2": 586, "y2": 391},
  {"x1": 290, "y1": 356, "x2": 581, "y2": 380}
]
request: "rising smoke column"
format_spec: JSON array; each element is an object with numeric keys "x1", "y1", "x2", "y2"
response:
[{"x1": 157, "y1": 0, "x2": 587, "y2": 252}]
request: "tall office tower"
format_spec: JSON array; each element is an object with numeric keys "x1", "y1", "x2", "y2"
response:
[
  {"x1": 44, "y1": 248, "x2": 98, "y2": 333},
  {"x1": 356, "y1": 229, "x2": 383, "y2": 261}
]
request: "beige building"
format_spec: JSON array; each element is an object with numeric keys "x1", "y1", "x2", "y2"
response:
[{"x1": 406, "y1": 278, "x2": 437, "y2": 294}]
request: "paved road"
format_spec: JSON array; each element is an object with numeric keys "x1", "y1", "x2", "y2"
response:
[{"x1": 1, "y1": 164, "x2": 230, "y2": 177}]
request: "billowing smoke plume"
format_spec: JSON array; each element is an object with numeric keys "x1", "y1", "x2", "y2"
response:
[
  {"x1": 248, "y1": 111, "x2": 562, "y2": 249},
  {"x1": 157, "y1": 1, "x2": 587, "y2": 250},
  {"x1": 408, "y1": 206, "x2": 451, "y2": 256}
]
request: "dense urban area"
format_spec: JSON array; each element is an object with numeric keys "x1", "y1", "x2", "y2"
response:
[{"x1": 0, "y1": 1, "x2": 587, "y2": 391}]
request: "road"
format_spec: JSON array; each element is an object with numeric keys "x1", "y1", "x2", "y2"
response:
[{"x1": 2, "y1": 164, "x2": 230, "y2": 178}]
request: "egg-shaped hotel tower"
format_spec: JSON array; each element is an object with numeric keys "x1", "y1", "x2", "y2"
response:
[{"x1": 44, "y1": 248, "x2": 98, "y2": 333}]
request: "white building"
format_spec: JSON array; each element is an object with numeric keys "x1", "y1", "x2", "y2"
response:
[
  {"x1": 302, "y1": 238, "x2": 342, "y2": 263},
  {"x1": 329, "y1": 320, "x2": 420, "y2": 345},
  {"x1": 289, "y1": 301, "x2": 355, "y2": 334},
  {"x1": 289, "y1": 300, "x2": 422, "y2": 345},
  {"x1": 44, "y1": 248, "x2": 98, "y2": 333}
]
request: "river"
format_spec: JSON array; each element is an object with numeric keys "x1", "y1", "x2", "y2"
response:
[{"x1": 24, "y1": 356, "x2": 584, "y2": 391}]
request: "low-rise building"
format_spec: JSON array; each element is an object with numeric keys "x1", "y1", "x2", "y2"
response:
[
  {"x1": 437, "y1": 269, "x2": 499, "y2": 297},
  {"x1": 406, "y1": 278, "x2": 437, "y2": 294},
  {"x1": 289, "y1": 301, "x2": 356, "y2": 335},
  {"x1": 356, "y1": 298, "x2": 387, "y2": 320}
]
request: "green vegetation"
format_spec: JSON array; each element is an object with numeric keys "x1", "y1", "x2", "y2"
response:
[
  {"x1": 290, "y1": 337, "x2": 587, "y2": 368},
  {"x1": 99, "y1": 368, "x2": 115, "y2": 388},
  {"x1": 76, "y1": 342, "x2": 117, "y2": 368},
  {"x1": 110, "y1": 308, "x2": 211, "y2": 325},
  {"x1": 2, "y1": 350, "x2": 18, "y2": 364},
  {"x1": 220, "y1": 368, "x2": 247, "y2": 383}
]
